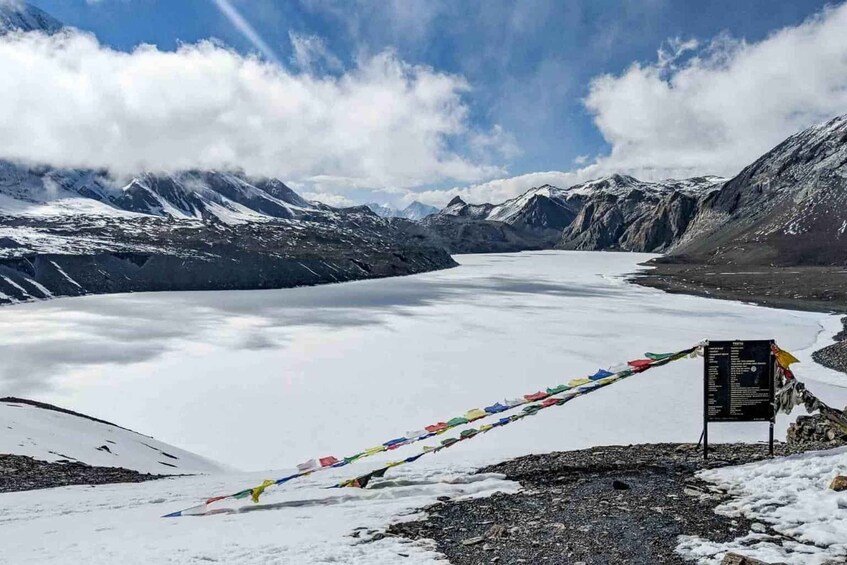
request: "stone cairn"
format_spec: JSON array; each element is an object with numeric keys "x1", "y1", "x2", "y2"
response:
[{"x1": 787, "y1": 410, "x2": 847, "y2": 445}]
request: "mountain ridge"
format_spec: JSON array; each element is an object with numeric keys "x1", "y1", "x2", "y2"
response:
[{"x1": 425, "y1": 175, "x2": 725, "y2": 253}]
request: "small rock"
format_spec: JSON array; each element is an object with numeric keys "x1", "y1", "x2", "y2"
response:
[
  {"x1": 830, "y1": 475, "x2": 847, "y2": 491},
  {"x1": 612, "y1": 480, "x2": 630, "y2": 490},
  {"x1": 720, "y1": 552, "x2": 783, "y2": 565},
  {"x1": 485, "y1": 524, "x2": 508, "y2": 539},
  {"x1": 461, "y1": 536, "x2": 485, "y2": 546},
  {"x1": 750, "y1": 522, "x2": 766, "y2": 533},
  {"x1": 482, "y1": 543, "x2": 493, "y2": 551}
]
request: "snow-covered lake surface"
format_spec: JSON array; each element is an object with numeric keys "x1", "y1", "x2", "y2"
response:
[{"x1": 1, "y1": 251, "x2": 846, "y2": 564}]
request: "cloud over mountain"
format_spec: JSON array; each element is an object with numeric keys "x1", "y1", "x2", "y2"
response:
[{"x1": 0, "y1": 26, "x2": 505, "y2": 192}]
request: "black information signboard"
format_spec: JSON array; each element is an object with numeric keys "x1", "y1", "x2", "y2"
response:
[{"x1": 703, "y1": 340, "x2": 775, "y2": 458}]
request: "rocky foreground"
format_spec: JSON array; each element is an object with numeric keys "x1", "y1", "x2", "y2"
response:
[
  {"x1": 0, "y1": 454, "x2": 166, "y2": 493},
  {"x1": 812, "y1": 317, "x2": 847, "y2": 375},
  {"x1": 389, "y1": 443, "x2": 844, "y2": 565}
]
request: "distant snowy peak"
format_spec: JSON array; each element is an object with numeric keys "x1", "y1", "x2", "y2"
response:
[
  {"x1": 0, "y1": 161, "x2": 318, "y2": 224},
  {"x1": 116, "y1": 171, "x2": 315, "y2": 223},
  {"x1": 365, "y1": 202, "x2": 394, "y2": 218},
  {"x1": 0, "y1": 398, "x2": 225, "y2": 474},
  {"x1": 401, "y1": 201, "x2": 439, "y2": 220},
  {"x1": 365, "y1": 201, "x2": 438, "y2": 220},
  {"x1": 0, "y1": 1, "x2": 62, "y2": 34}
]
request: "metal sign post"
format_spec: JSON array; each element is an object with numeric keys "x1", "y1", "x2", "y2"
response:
[{"x1": 703, "y1": 340, "x2": 775, "y2": 459}]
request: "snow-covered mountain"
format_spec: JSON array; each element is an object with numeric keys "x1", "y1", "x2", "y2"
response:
[
  {"x1": 365, "y1": 201, "x2": 438, "y2": 221},
  {"x1": 0, "y1": 161, "x2": 316, "y2": 223},
  {"x1": 0, "y1": 160, "x2": 456, "y2": 306},
  {"x1": 0, "y1": 397, "x2": 224, "y2": 474},
  {"x1": 671, "y1": 114, "x2": 847, "y2": 265},
  {"x1": 0, "y1": 1, "x2": 61, "y2": 34}
]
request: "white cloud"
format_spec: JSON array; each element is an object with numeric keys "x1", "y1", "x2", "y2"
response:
[
  {"x1": 0, "y1": 28, "x2": 504, "y2": 190},
  {"x1": 585, "y1": 3, "x2": 847, "y2": 179},
  {"x1": 288, "y1": 31, "x2": 342, "y2": 71},
  {"x1": 411, "y1": 168, "x2": 593, "y2": 207},
  {"x1": 434, "y1": 3, "x2": 847, "y2": 206}
]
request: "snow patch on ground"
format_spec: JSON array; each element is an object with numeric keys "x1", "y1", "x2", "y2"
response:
[
  {"x1": 0, "y1": 400, "x2": 226, "y2": 475},
  {"x1": 0, "y1": 464, "x2": 515, "y2": 564},
  {"x1": 678, "y1": 447, "x2": 847, "y2": 564}
]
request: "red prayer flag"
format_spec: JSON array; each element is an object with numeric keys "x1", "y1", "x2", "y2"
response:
[
  {"x1": 627, "y1": 359, "x2": 652, "y2": 371},
  {"x1": 319, "y1": 456, "x2": 339, "y2": 467},
  {"x1": 425, "y1": 422, "x2": 448, "y2": 433},
  {"x1": 524, "y1": 391, "x2": 549, "y2": 402}
]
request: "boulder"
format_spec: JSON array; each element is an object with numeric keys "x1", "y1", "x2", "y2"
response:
[{"x1": 829, "y1": 475, "x2": 847, "y2": 492}]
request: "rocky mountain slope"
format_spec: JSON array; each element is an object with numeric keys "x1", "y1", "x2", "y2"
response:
[
  {"x1": 635, "y1": 114, "x2": 847, "y2": 313},
  {"x1": 422, "y1": 185, "x2": 580, "y2": 252},
  {"x1": 0, "y1": 161, "x2": 456, "y2": 306},
  {"x1": 425, "y1": 176, "x2": 724, "y2": 253},
  {"x1": 557, "y1": 175, "x2": 725, "y2": 252},
  {"x1": 668, "y1": 114, "x2": 847, "y2": 266},
  {"x1": 366, "y1": 201, "x2": 438, "y2": 221}
]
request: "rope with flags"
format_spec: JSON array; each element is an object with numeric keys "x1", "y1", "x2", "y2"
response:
[
  {"x1": 163, "y1": 343, "x2": 703, "y2": 517},
  {"x1": 331, "y1": 346, "x2": 699, "y2": 488}
]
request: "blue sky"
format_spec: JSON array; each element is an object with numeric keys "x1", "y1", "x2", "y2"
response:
[{"x1": 7, "y1": 0, "x2": 847, "y2": 205}]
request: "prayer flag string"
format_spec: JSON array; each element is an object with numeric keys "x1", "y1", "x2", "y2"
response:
[{"x1": 164, "y1": 343, "x2": 703, "y2": 517}]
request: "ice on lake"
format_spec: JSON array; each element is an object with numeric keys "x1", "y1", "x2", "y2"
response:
[{"x1": 0, "y1": 250, "x2": 844, "y2": 470}]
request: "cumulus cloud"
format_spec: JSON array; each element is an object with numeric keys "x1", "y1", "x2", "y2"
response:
[
  {"x1": 0, "y1": 28, "x2": 504, "y2": 191},
  {"x1": 585, "y1": 2, "x2": 847, "y2": 179}
]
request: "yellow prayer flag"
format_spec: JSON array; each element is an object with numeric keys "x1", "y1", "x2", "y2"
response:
[
  {"x1": 568, "y1": 378, "x2": 591, "y2": 387},
  {"x1": 464, "y1": 408, "x2": 487, "y2": 421},
  {"x1": 775, "y1": 348, "x2": 800, "y2": 368},
  {"x1": 251, "y1": 480, "x2": 275, "y2": 503}
]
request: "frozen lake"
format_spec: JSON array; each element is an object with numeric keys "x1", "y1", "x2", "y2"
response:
[{"x1": 1, "y1": 250, "x2": 845, "y2": 470}]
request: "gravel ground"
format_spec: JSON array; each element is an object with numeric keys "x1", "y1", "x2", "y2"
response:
[
  {"x1": 812, "y1": 317, "x2": 847, "y2": 374},
  {"x1": 632, "y1": 264, "x2": 847, "y2": 314},
  {"x1": 389, "y1": 442, "x2": 843, "y2": 564},
  {"x1": 0, "y1": 454, "x2": 167, "y2": 493}
]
